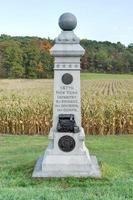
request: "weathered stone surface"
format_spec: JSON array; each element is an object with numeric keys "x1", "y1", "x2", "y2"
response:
[{"x1": 55, "y1": 31, "x2": 80, "y2": 44}]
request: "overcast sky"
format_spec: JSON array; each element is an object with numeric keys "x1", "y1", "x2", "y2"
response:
[{"x1": 0, "y1": 0, "x2": 132, "y2": 45}]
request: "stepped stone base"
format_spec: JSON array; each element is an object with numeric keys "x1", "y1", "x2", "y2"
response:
[
  {"x1": 32, "y1": 154, "x2": 100, "y2": 177},
  {"x1": 32, "y1": 128, "x2": 101, "y2": 178}
]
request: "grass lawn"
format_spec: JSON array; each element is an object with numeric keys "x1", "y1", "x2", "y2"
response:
[
  {"x1": 80, "y1": 73, "x2": 133, "y2": 80},
  {"x1": 0, "y1": 135, "x2": 133, "y2": 200}
]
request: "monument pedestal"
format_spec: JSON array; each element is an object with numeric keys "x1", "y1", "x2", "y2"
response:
[{"x1": 32, "y1": 128, "x2": 100, "y2": 177}]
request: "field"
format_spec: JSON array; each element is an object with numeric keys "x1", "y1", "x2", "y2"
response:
[
  {"x1": 0, "y1": 135, "x2": 133, "y2": 200},
  {"x1": 0, "y1": 74, "x2": 133, "y2": 200},
  {"x1": 81, "y1": 73, "x2": 133, "y2": 80},
  {"x1": 0, "y1": 73, "x2": 132, "y2": 135}
]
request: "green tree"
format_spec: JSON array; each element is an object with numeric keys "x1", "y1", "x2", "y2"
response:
[
  {"x1": 22, "y1": 40, "x2": 41, "y2": 78},
  {"x1": 10, "y1": 63, "x2": 24, "y2": 78},
  {"x1": 0, "y1": 35, "x2": 132, "y2": 77},
  {"x1": 3, "y1": 41, "x2": 23, "y2": 77}
]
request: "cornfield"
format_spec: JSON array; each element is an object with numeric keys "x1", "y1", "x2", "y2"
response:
[{"x1": 0, "y1": 79, "x2": 132, "y2": 135}]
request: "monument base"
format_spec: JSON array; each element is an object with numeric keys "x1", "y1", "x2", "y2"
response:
[
  {"x1": 32, "y1": 128, "x2": 101, "y2": 178},
  {"x1": 32, "y1": 155, "x2": 100, "y2": 178}
]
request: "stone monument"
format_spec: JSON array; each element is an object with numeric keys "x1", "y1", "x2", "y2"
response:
[{"x1": 32, "y1": 12, "x2": 101, "y2": 177}]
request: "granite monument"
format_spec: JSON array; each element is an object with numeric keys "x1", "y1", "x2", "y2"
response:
[{"x1": 32, "y1": 12, "x2": 101, "y2": 177}]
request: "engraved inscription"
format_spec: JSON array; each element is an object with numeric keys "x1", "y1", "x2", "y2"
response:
[{"x1": 55, "y1": 85, "x2": 79, "y2": 112}]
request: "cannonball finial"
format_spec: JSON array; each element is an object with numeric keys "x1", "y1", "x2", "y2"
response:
[{"x1": 58, "y1": 12, "x2": 77, "y2": 31}]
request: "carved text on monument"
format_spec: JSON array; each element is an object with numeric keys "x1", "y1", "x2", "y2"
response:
[{"x1": 55, "y1": 85, "x2": 79, "y2": 112}]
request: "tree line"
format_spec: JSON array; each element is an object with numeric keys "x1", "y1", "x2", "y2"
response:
[{"x1": 0, "y1": 34, "x2": 132, "y2": 78}]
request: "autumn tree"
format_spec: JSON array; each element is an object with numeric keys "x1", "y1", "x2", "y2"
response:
[{"x1": 0, "y1": 35, "x2": 132, "y2": 78}]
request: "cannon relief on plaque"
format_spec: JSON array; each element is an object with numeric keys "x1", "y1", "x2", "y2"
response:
[{"x1": 57, "y1": 114, "x2": 79, "y2": 133}]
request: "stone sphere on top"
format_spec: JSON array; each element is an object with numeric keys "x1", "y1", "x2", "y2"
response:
[{"x1": 58, "y1": 12, "x2": 77, "y2": 31}]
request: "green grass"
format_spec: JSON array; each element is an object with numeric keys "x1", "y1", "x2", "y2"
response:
[
  {"x1": 0, "y1": 135, "x2": 133, "y2": 200},
  {"x1": 80, "y1": 72, "x2": 133, "y2": 80}
]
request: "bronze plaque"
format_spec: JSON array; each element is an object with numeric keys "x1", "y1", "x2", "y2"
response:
[
  {"x1": 62, "y1": 73, "x2": 73, "y2": 85},
  {"x1": 58, "y1": 135, "x2": 75, "y2": 152}
]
